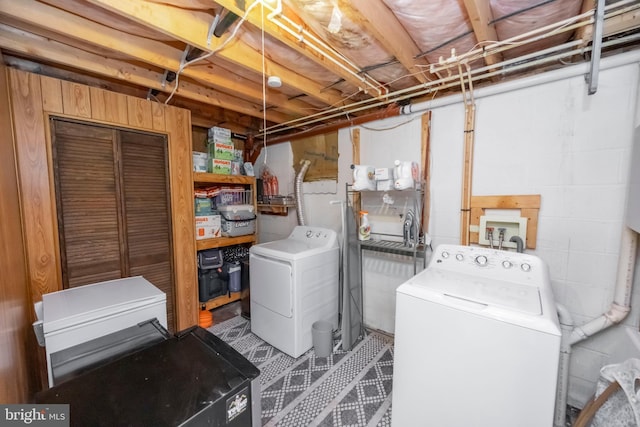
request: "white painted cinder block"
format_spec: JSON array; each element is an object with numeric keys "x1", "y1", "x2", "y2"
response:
[{"x1": 257, "y1": 55, "x2": 640, "y2": 409}]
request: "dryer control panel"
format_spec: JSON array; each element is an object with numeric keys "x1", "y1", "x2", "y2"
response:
[{"x1": 288, "y1": 226, "x2": 337, "y2": 248}]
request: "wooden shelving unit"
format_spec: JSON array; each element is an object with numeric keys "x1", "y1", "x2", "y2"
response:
[{"x1": 194, "y1": 172, "x2": 257, "y2": 309}]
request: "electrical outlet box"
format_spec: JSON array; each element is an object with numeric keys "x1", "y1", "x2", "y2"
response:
[{"x1": 478, "y1": 215, "x2": 527, "y2": 249}]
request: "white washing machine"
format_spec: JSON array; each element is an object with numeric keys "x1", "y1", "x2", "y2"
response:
[
  {"x1": 391, "y1": 244, "x2": 561, "y2": 427},
  {"x1": 249, "y1": 226, "x2": 339, "y2": 358}
]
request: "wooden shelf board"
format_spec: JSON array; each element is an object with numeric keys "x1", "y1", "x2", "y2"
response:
[
  {"x1": 203, "y1": 292, "x2": 241, "y2": 310},
  {"x1": 257, "y1": 203, "x2": 295, "y2": 215},
  {"x1": 196, "y1": 234, "x2": 256, "y2": 250},
  {"x1": 193, "y1": 172, "x2": 255, "y2": 185}
]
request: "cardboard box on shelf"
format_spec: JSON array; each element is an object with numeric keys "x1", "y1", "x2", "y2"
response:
[
  {"x1": 194, "y1": 197, "x2": 213, "y2": 216},
  {"x1": 208, "y1": 158, "x2": 232, "y2": 175},
  {"x1": 195, "y1": 215, "x2": 221, "y2": 240},
  {"x1": 375, "y1": 168, "x2": 393, "y2": 181},
  {"x1": 192, "y1": 151, "x2": 208, "y2": 172},
  {"x1": 208, "y1": 142, "x2": 234, "y2": 160},
  {"x1": 207, "y1": 126, "x2": 231, "y2": 140}
]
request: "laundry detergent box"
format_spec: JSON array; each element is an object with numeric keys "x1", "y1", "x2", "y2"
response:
[
  {"x1": 195, "y1": 214, "x2": 221, "y2": 240},
  {"x1": 208, "y1": 158, "x2": 232, "y2": 175}
]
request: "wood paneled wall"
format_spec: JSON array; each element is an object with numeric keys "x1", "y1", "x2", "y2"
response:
[
  {"x1": 8, "y1": 69, "x2": 198, "y2": 333},
  {"x1": 0, "y1": 58, "x2": 35, "y2": 402}
]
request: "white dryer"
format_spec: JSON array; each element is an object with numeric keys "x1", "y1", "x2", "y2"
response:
[
  {"x1": 391, "y1": 244, "x2": 561, "y2": 427},
  {"x1": 250, "y1": 226, "x2": 339, "y2": 358}
]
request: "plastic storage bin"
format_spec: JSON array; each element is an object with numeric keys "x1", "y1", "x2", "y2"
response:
[{"x1": 218, "y1": 204, "x2": 256, "y2": 237}]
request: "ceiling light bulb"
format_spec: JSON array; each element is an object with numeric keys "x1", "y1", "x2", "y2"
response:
[{"x1": 267, "y1": 76, "x2": 282, "y2": 88}]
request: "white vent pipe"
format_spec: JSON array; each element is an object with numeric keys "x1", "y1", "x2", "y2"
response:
[
  {"x1": 295, "y1": 160, "x2": 311, "y2": 225},
  {"x1": 554, "y1": 226, "x2": 638, "y2": 427},
  {"x1": 400, "y1": 49, "x2": 640, "y2": 116},
  {"x1": 554, "y1": 303, "x2": 575, "y2": 427},
  {"x1": 570, "y1": 227, "x2": 637, "y2": 345}
]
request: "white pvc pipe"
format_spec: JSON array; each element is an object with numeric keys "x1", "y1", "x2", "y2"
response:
[
  {"x1": 401, "y1": 49, "x2": 640, "y2": 115},
  {"x1": 264, "y1": 33, "x2": 640, "y2": 136},
  {"x1": 553, "y1": 228, "x2": 636, "y2": 426},
  {"x1": 554, "y1": 303, "x2": 575, "y2": 427},
  {"x1": 570, "y1": 227, "x2": 637, "y2": 345}
]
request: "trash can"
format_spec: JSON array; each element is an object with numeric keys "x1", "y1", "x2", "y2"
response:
[{"x1": 312, "y1": 320, "x2": 333, "y2": 358}]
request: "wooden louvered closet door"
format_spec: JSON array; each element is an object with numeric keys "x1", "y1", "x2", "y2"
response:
[
  {"x1": 52, "y1": 119, "x2": 175, "y2": 331},
  {"x1": 120, "y1": 130, "x2": 175, "y2": 332}
]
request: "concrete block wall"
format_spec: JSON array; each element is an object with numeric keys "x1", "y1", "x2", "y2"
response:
[{"x1": 256, "y1": 53, "x2": 640, "y2": 407}]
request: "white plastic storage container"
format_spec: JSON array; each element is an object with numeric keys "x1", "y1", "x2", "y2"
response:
[{"x1": 218, "y1": 204, "x2": 256, "y2": 237}]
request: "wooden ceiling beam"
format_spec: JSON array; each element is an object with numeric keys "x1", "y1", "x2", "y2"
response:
[
  {"x1": 0, "y1": 0, "x2": 308, "y2": 118},
  {"x1": 210, "y1": 0, "x2": 383, "y2": 96},
  {"x1": 2, "y1": 54, "x2": 256, "y2": 130},
  {"x1": 461, "y1": 0, "x2": 503, "y2": 67},
  {"x1": 86, "y1": 0, "x2": 352, "y2": 108},
  {"x1": 575, "y1": 0, "x2": 640, "y2": 48},
  {"x1": 0, "y1": 24, "x2": 294, "y2": 124},
  {"x1": 349, "y1": 0, "x2": 433, "y2": 85}
]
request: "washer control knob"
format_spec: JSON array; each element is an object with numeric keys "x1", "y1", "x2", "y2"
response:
[
  {"x1": 316, "y1": 232, "x2": 321, "y2": 237},
  {"x1": 306, "y1": 230, "x2": 313, "y2": 238},
  {"x1": 441, "y1": 251, "x2": 449, "y2": 259},
  {"x1": 475, "y1": 255, "x2": 488, "y2": 266},
  {"x1": 502, "y1": 260, "x2": 513, "y2": 269},
  {"x1": 521, "y1": 263, "x2": 531, "y2": 272},
  {"x1": 455, "y1": 253, "x2": 464, "y2": 261}
]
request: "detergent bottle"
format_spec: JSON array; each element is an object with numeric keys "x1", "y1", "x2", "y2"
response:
[{"x1": 358, "y1": 211, "x2": 371, "y2": 241}]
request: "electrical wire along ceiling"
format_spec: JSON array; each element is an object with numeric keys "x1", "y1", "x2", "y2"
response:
[{"x1": 0, "y1": 0, "x2": 639, "y2": 142}]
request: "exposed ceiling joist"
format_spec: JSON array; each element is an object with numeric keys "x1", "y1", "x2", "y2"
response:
[
  {"x1": 212, "y1": 0, "x2": 385, "y2": 96},
  {"x1": 2, "y1": 0, "x2": 309, "y2": 121},
  {"x1": 349, "y1": 0, "x2": 432, "y2": 85},
  {"x1": 86, "y1": 0, "x2": 355, "y2": 108},
  {"x1": 462, "y1": 0, "x2": 504, "y2": 67},
  {"x1": 1, "y1": 0, "x2": 639, "y2": 137},
  {"x1": 0, "y1": 24, "x2": 294, "y2": 123}
]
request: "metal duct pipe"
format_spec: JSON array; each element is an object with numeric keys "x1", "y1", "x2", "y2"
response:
[{"x1": 295, "y1": 160, "x2": 311, "y2": 226}]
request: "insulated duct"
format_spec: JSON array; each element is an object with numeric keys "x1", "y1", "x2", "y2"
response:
[{"x1": 295, "y1": 160, "x2": 311, "y2": 225}]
